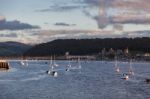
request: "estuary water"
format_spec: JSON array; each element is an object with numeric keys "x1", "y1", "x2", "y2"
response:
[{"x1": 0, "y1": 60, "x2": 149, "y2": 99}]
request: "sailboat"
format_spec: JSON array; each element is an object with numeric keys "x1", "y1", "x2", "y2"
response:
[
  {"x1": 21, "y1": 60, "x2": 25, "y2": 66},
  {"x1": 128, "y1": 60, "x2": 134, "y2": 75},
  {"x1": 66, "y1": 59, "x2": 71, "y2": 71},
  {"x1": 25, "y1": 59, "x2": 28, "y2": 66},
  {"x1": 66, "y1": 57, "x2": 81, "y2": 71},
  {"x1": 122, "y1": 60, "x2": 134, "y2": 80},
  {"x1": 46, "y1": 56, "x2": 58, "y2": 77},
  {"x1": 21, "y1": 60, "x2": 28, "y2": 66},
  {"x1": 53, "y1": 55, "x2": 59, "y2": 67},
  {"x1": 71, "y1": 58, "x2": 82, "y2": 70},
  {"x1": 78, "y1": 58, "x2": 81, "y2": 69},
  {"x1": 47, "y1": 57, "x2": 52, "y2": 74},
  {"x1": 114, "y1": 59, "x2": 120, "y2": 73}
]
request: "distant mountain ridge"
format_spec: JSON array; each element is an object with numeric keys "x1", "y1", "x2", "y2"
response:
[
  {"x1": 0, "y1": 41, "x2": 32, "y2": 56},
  {"x1": 24, "y1": 37, "x2": 150, "y2": 56}
]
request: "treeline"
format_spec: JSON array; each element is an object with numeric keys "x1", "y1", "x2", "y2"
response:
[
  {"x1": 24, "y1": 37, "x2": 150, "y2": 56},
  {"x1": 0, "y1": 41, "x2": 31, "y2": 57}
]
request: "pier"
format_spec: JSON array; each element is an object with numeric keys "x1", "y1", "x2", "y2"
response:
[{"x1": 0, "y1": 60, "x2": 9, "y2": 70}]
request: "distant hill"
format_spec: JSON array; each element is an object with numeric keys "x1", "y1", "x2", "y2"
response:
[
  {"x1": 24, "y1": 37, "x2": 150, "y2": 56},
  {"x1": 0, "y1": 41, "x2": 32, "y2": 56}
]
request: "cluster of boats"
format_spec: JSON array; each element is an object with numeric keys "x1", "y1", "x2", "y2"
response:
[
  {"x1": 20, "y1": 57, "x2": 81, "y2": 77},
  {"x1": 46, "y1": 57, "x2": 81, "y2": 77},
  {"x1": 114, "y1": 59, "x2": 150, "y2": 84},
  {"x1": 19, "y1": 58, "x2": 149, "y2": 83},
  {"x1": 114, "y1": 59, "x2": 135, "y2": 80}
]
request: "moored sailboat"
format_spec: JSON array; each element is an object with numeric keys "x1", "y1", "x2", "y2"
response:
[
  {"x1": 128, "y1": 60, "x2": 134, "y2": 75},
  {"x1": 46, "y1": 56, "x2": 58, "y2": 77},
  {"x1": 114, "y1": 59, "x2": 120, "y2": 73}
]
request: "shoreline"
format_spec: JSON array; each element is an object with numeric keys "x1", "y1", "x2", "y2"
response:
[{"x1": 0, "y1": 56, "x2": 150, "y2": 62}]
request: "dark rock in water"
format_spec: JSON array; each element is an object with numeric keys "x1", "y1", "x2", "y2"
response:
[{"x1": 145, "y1": 79, "x2": 150, "y2": 84}]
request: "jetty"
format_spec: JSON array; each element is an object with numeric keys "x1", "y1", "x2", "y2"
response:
[{"x1": 0, "y1": 60, "x2": 9, "y2": 70}]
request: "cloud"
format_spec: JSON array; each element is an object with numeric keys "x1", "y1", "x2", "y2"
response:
[
  {"x1": 81, "y1": 0, "x2": 110, "y2": 29},
  {"x1": 0, "y1": 29, "x2": 149, "y2": 44},
  {"x1": 113, "y1": 24, "x2": 123, "y2": 31},
  {"x1": 34, "y1": 29, "x2": 150, "y2": 43},
  {"x1": 36, "y1": 4, "x2": 86, "y2": 12},
  {"x1": 109, "y1": 13, "x2": 150, "y2": 24},
  {"x1": 0, "y1": 16, "x2": 40, "y2": 30},
  {"x1": 0, "y1": 16, "x2": 5, "y2": 21},
  {"x1": 129, "y1": 30, "x2": 150, "y2": 37},
  {"x1": 83, "y1": 0, "x2": 100, "y2": 6},
  {"x1": 111, "y1": 0, "x2": 150, "y2": 12},
  {"x1": 34, "y1": 0, "x2": 150, "y2": 29},
  {"x1": 0, "y1": 33, "x2": 17, "y2": 38},
  {"x1": 80, "y1": 0, "x2": 150, "y2": 29},
  {"x1": 54, "y1": 22, "x2": 76, "y2": 26}
]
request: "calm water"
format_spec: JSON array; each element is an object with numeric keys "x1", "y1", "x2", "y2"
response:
[{"x1": 0, "y1": 60, "x2": 149, "y2": 99}]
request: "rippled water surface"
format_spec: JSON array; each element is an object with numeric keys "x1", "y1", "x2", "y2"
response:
[{"x1": 0, "y1": 60, "x2": 149, "y2": 99}]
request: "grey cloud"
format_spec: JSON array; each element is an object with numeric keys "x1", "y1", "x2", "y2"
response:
[
  {"x1": 83, "y1": 0, "x2": 111, "y2": 7},
  {"x1": 36, "y1": 0, "x2": 150, "y2": 29},
  {"x1": 129, "y1": 30, "x2": 150, "y2": 37},
  {"x1": 113, "y1": 24, "x2": 123, "y2": 31},
  {"x1": 110, "y1": 15, "x2": 150, "y2": 24},
  {"x1": 11, "y1": 29, "x2": 150, "y2": 44},
  {"x1": 0, "y1": 17, "x2": 40, "y2": 30},
  {"x1": 54, "y1": 22, "x2": 76, "y2": 26},
  {"x1": 35, "y1": 0, "x2": 150, "y2": 30},
  {"x1": 0, "y1": 33, "x2": 18, "y2": 38},
  {"x1": 81, "y1": 0, "x2": 150, "y2": 28},
  {"x1": 83, "y1": 0, "x2": 100, "y2": 6},
  {"x1": 36, "y1": 4, "x2": 85, "y2": 12}
]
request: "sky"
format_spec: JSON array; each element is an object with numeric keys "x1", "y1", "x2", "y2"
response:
[{"x1": 0, "y1": 0, "x2": 150, "y2": 44}]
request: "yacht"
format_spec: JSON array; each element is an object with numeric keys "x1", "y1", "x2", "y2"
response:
[
  {"x1": 128, "y1": 60, "x2": 134, "y2": 75},
  {"x1": 78, "y1": 58, "x2": 81, "y2": 69},
  {"x1": 66, "y1": 59, "x2": 71, "y2": 71},
  {"x1": 66, "y1": 58, "x2": 81, "y2": 71},
  {"x1": 46, "y1": 56, "x2": 58, "y2": 77},
  {"x1": 53, "y1": 55, "x2": 59, "y2": 67},
  {"x1": 114, "y1": 59, "x2": 120, "y2": 73},
  {"x1": 21, "y1": 60, "x2": 25, "y2": 66}
]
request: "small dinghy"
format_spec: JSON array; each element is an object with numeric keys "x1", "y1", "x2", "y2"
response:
[{"x1": 122, "y1": 73, "x2": 129, "y2": 80}]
